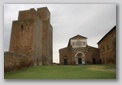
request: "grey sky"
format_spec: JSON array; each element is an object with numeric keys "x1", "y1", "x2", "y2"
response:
[{"x1": 4, "y1": 4, "x2": 116, "y2": 63}]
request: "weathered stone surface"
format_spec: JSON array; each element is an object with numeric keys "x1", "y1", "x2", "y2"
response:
[
  {"x1": 59, "y1": 35, "x2": 101, "y2": 65},
  {"x1": 4, "y1": 52, "x2": 33, "y2": 73},
  {"x1": 98, "y1": 26, "x2": 116, "y2": 64},
  {"x1": 8, "y1": 7, "x2": 53, "y2": 66}
]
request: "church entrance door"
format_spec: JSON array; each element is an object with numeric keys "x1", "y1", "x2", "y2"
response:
[
  {"x1": 75, "y1": 52, "x2": 85, "y2": 65},
  {"x1": 78, "y1": 58, "x2": 82, "y2": 64},
  {"x1": 92, "y1": 58, "x2": 96, "y2": 64},
  {"x1": 64, "y1": 59, "x2": 67, "y2": 65}
]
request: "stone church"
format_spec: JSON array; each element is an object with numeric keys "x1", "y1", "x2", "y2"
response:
[
  {"x1": 59, "y1": 35, "x2": 101, "y2": 65},
  {"x1": 8, "y1": 7, "x2": 53, "y2": 66}
]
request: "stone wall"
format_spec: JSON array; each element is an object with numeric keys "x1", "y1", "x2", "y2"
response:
[
  {"x1": 4, "y1": 52, "x2": 33, "y2": 73},
  {"x1": 59, "y1": 46, "x2": 100, "y2": 65},
  {"x1": 9, "y1": 19, "x2": 35, "y2": 54},
  {"x1": 98, "y1": 26, "x2": 116, "y2": 64}
]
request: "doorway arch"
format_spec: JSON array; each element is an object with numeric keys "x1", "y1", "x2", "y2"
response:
[
  {"x1": 75, "y1": 52, "x2": 85, "y2": 64},
  {"x1": 63, "y1": 56, "x2": 68, "y2": 65}
]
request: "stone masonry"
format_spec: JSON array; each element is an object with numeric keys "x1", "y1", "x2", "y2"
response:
[
  {"x1": 6, "y1": 7, "x2": 53, "y2": 67},
  {"x1": 98, "y1": 26, "x2": 116, "y2": 64},
  {"x1": 59, "y1": 35, "x2": 101, "y2": 65}
]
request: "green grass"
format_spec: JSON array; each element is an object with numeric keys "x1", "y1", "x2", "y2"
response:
[{"x1": 4, "y1": 64, "x2": 116, "y2": 79}]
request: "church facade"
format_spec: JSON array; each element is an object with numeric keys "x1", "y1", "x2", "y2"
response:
[
  {"x1": 9, "y1": 7, "x2": 53, "y2": 66},
  {"x1": 59, "y1": 35, "x2": 101, "y2": 65}
]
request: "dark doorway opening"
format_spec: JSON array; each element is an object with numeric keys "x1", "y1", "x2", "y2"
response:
[
  {"x1": 78, "y1": 58, "x2": 82, "y2": 64},
  {"x1": 64, "y1": 59, "x2": 67, "y2": 65},
  {"x1": 92, "y1": 58, "x2": 96, "y2": 64}
]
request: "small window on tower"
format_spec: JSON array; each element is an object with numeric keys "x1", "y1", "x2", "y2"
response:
[{"x1": 21, "y1": 25, "x2": 23, "y2": 29}]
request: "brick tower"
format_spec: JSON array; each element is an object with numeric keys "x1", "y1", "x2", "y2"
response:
[{"x1": 9, "y1": 7, "x2": 53, "y2": 65}]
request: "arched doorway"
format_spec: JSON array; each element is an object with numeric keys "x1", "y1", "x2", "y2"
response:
[
  {"x1": 63, "y1": 56, "x2": 68, "y2": 65},
  {"x1": 75, "y1": 52, "x2": 85, "y2": 64},
  {"x1": 92, "y1": 58, "x2": 96, "y2": 64}
]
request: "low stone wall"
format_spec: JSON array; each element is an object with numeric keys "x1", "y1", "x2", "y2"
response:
[{"x1": 4, "y1": 52, "x2": 34, "y2": 73}]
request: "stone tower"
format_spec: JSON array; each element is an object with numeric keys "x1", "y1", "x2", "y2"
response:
[{"x1": 9, "y1": 7, "x2": 53, "y2": 65}]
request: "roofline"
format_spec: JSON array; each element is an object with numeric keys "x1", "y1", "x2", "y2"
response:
[
  {"x1": 37, "y1": 7, "x2": 50, "y2": 14},
  {"x1": 87, "y1": 45, "x2": 98, "y2": 49},
  {"x1": 70, "y1": 34, "x2": 87, "y2": 39},
  {"x1": 97, "y1": 25, "x2": 116, "y2": 44},
  {"x1": 59, "y1": 47, "x2": 67, "y2": 51}
]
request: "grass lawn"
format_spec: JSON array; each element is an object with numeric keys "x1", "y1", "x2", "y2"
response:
[{"x1": 4, "y1": 64, "x2": 116, "y2": 79}]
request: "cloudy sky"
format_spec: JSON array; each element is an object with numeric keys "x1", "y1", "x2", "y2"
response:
[{"x1": 4, "y1": 4, "x2": 116, "y2": 63}]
